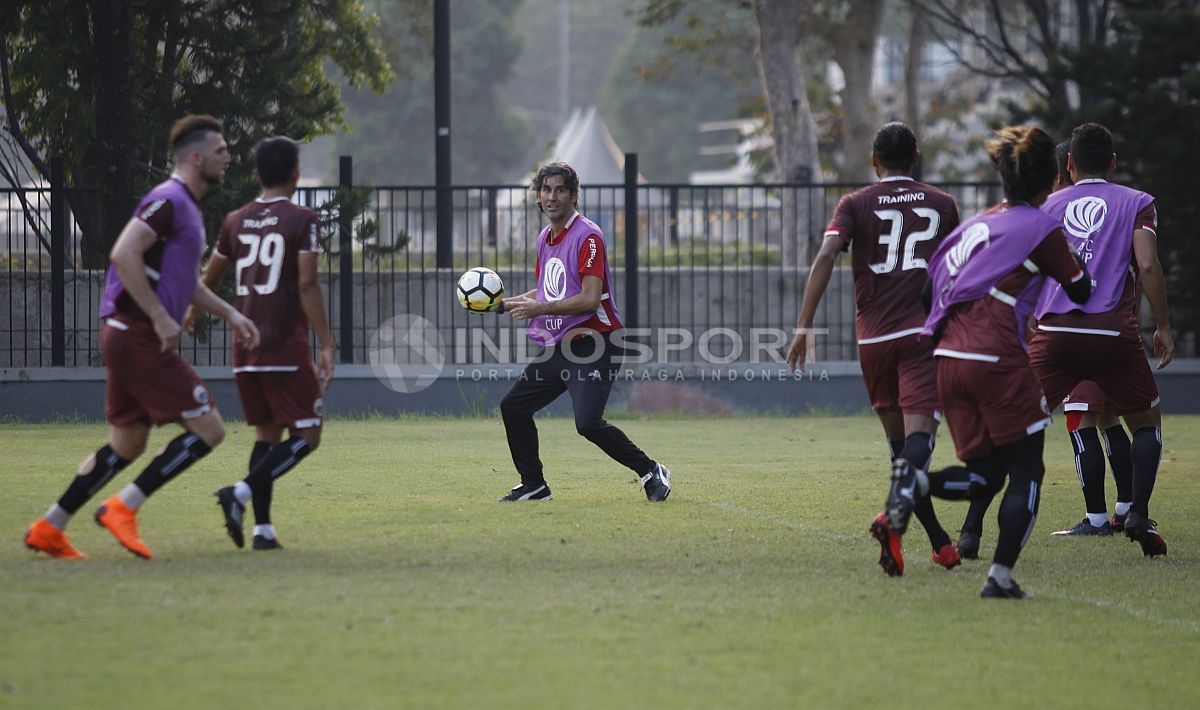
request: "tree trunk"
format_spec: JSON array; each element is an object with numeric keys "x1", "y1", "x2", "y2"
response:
[
  {"x1": 86, "y1": 0, "x2": 137, "y2": 268},
  {"x1": 831, "y1": 0, "x2": 885, "y2": 183},
  {"x1": 753, "y1": 0, "x2": 820, "y2": 267},
  {"x1": 901, "y1": 8, "x2": 927, "y2": 137}
]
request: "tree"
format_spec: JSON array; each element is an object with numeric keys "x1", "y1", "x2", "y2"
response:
[
  {"x1": 822, "y1": 0, "x2": 887, "y2": 183},
  {"x1": 599, "y1": 0, "x2": 762, "y2": 181},
  {"x1": 334, "y1": 0, "x2": 532, "y2": 185},
  {"x1": 909, "y1": 0, "x2": 1200, "y2": 346},
  {"x1": 1, "y1": 0, "x2": 392, "y2": 265}
]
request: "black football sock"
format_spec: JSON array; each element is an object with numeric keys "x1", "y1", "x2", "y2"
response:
[
  {"x1": 130, "y1": 432, "x2": 212, "y2": 498},
  {"x1": 1070, "y1": 427, "x2": 1108, "y2": 515},
  {"x1": 1102, "y1": 425, "x2": 1133, "y2": 506},
  {"x1": 246, "y1": 437, "x2": 311, "y2": 525},
  {"x1": 1129, "y1": 427, "x2": 1162, "y2": 517},
  {"x1": 888, "y1": 438, "x2": 904, "y2": 460},
  {"x1": 249, "y1": 440, "x2": 272, "y2": 475},
  {"x1": 899, "y1": 432, "x2": 934, "y2": 470},
  {"x1": 951, "y1": 456, "x2": 1003, "y2": 537},
  {"x1": 898, "y1": 432, "x2": 948, "y2": 548},
  {"x1": 56, "y1": 444, "x2": 131, "y2": 514},
  {"x1": 992, "y1": 432, "x2": 1045, "y2": 568},
  {"x1": 927, "y1": 466, "x2": 992, "y2": 501}
]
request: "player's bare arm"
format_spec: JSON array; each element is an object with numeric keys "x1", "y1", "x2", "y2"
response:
[
  {"x1": 190, "y1": 282, "x2": 260, "y2": 350},
  {"x1": 496, "y1": 288, "x2": 536, "y2": 314},
  {"x1": 298, "y1": 251, "x2": 336, "y2": 391},
  {"x1": 1132, "y1": 227, "x2": 1173, "y2": 368},
  {"x1": 506, "y1": 276, "x2": 602, "y2": 321},
  {"x1": 183, "y1": 252, "x2": 230, "y2": 332},
  {"x1": 787, "y1": 235, "x2": 841, "y2": 372},
  {"x1": 109, "y1": 218, "x2": 179, "y2": 352}
]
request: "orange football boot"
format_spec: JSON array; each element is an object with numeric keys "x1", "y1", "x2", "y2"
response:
[
  {"x1": 869, "y1": 511, "x2": 904, "y2": 576},
  {"x1": 24, "y1": 518, "x2": 86, "y2": 559},
  {"x1": 94, "y1": 496, "x2": 153, "y2": 559},
  {"x1": 930, "y1": 542, "x2": 962, "y2": 570}
]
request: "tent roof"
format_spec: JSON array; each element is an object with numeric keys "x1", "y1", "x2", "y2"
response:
[{"x1": 540, "y1": 106, "x2": 644, "y2": 185}]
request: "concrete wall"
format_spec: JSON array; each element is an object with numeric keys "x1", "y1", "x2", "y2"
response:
[
  {"x1": 0, "y1": 267, "x2": 861, "y2": 368},
  {"x1": 5, "y1": 361, "x2": 1200, "y2": 423}
]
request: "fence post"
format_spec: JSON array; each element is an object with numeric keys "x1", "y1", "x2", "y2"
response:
[
  {"x1": 434, "y1": 0, "x2": 453, "y2": 268},
  {"x1": 50, "y1": 156, "x2": 65, "y2": 366},
  {"x1": 623, "y1": 153, "x2": 639, "y2": 330},
  {"x1": 669, "y1": 185, "x2": 679, "y2": 246},
  {"x1": 338, "y1": 156, "x2": 354, "y2": 364}
]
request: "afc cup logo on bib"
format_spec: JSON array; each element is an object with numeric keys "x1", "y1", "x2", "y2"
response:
[
  {"x1": 1064, "y1": 196, "x2": 1107, "y2": 240},
  {"x1": 946, "y1": 222, "x2": 990, "y2": 276},
  {"x1": 543, "y1": 257, "x2": 568, "y2": 301}
]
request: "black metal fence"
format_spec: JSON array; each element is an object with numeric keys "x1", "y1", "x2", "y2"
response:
[{"x1": 2, "y1": 155, "x2": 1005, "y2": 369}]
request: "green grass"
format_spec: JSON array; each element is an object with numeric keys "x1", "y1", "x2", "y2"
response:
[{"x1": 2, "y1": 415, "x2": 1198, "y2": 709}]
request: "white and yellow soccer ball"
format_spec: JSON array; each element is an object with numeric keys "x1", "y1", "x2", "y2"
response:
[{"x1": 456, "y1": 267, "x2": 504, "y2": 313}]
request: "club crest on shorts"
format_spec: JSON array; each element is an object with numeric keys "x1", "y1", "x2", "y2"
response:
[
  {"x1": 193, "y1": 385, "x2": 210, "y2": 404},
  {"x1": 313, "y1": 398, "x2": 324, "y2": 417}
]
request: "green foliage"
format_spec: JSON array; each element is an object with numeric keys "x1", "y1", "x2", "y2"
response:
[
  {"x1": 1, "y1": 0, "x2": 393, "y2": 259},
  {"x1": 3, "y1": 416, "x2": 1200, "y2": 706},
  {"x1": 335, "y1": 0, "x2": 533, "y2": 184},
  {"x1": 601, "y1": 0, "x2": 762, "y2": 181},
  {"x1": 313, "y1": 185, "x2": 409, "y2": 262},
  {"x1": 1018, "y1": 2, "x2": 1200, "y2": 343}
]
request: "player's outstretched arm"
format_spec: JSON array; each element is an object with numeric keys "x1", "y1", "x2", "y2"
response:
[
  {"x1": 298, "y1": 251, "x2": 335, "y2": 391},
  {"x1": 496, "y1": 289, "x2": 536, "y2": 315},
  {"x1": 1133, "y1": 228, "x2": 1173, "y2": 369},
  {"x1": 110, "y1": 218, "x2": 179, "y2": 352},
  {"x1": 786, "y1": 236, "x2": 841, "y2": 373},
  {"x1": 183, "y1": 253, "x2": 230, "y2": 332},
  {"x1": 506, "y1": 277, "x2": 602, "y2": 321}
]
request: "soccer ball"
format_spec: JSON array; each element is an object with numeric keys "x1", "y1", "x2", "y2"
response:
[{"x1": 456, "y1": 267, "x2": 504, "y2": 313}]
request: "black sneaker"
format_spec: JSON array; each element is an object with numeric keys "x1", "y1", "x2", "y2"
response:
[
  {"x1": 1050, "y1": 517, "x2": 1113, "y2": 537},
  {"x1": 885, "y1": 458, "x2": 923, "y2": 536},
  {"x1": 640, "y1": 463, "x2": 671, "y2": 502},
  {"x1": 1110, "y1": 512, "x2": 1127, "y2": 532},
  {"x1": 214, "y1": 486, "x2": 245, "y2": 548},
  {"x1": 1123, "y1": 511, "x2": 1167, "y2": 557},
  {"x1": 980, "y1": 576, "x2": 1030, "y2": 599},
  {"x1": 252, "y1": 535, "x2": 283, "y2": 551},
  {"x1": 499, "y1": 482, "x2": 552, "y2": 501},
  {"x1": 956, "y1": 530, "x2": 981, "y2": 560}
]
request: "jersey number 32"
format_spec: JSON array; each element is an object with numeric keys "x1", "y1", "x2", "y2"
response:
[{"x1": 869, "y1": 208, "x2": 941, "y2": 274}]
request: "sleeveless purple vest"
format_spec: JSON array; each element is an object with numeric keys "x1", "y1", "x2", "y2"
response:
[
  {"x1": 100, "y1": 177, "x2": 205, "y2": 323},
  {"x1": 528, "y1": 213, "x2": 621, "y2": 346},
  {"x1": 923, "y1": 205, "x2": 1058, "y2": 345},
  {"x1": 1036, "y1": 179, "x2": 1154, "y2": 318}
]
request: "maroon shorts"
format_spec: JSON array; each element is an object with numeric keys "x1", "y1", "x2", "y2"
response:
[
  {"x1": 235, "y1": 364, "x2": 324, "y2": 429},
  {"x1": 1028, "y1": 329, "x2": 1159, "y2": 415},
  {"x1": 937, "y1": 357, "x2": 1052, "y2": 461},
  {"x1": 101, "y1": 317, "x2": 213, "y2": 427},
  {"x1": 1062, "y1": 381, "x2": 1116, "y2": 432},
  {"x1": 858, "y1": 334, "x2": 939, "y2": 418}
]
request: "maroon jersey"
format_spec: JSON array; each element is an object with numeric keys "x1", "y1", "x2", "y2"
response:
[
  {"x1": 824, "y1": 177, "x2": 960, "y2": 342},
  {"x1": 935, "y1": 206, "x2": 1082, "y2": 367},
  {"x1": 215, "y1": 197, "x2": 321, "y2": 370}
]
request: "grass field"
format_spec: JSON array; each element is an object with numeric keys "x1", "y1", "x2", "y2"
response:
[{"x1": 2, "y1": 415, "x2": 1198, "y2": 709}]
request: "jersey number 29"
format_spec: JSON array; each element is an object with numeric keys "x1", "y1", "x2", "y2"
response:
[
  {"x1": 869, "y1": 208, "x2": 941, "y2": 274},
  {"x1": 235, "y1": 232, "x2": 284, "y2": 296}
]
